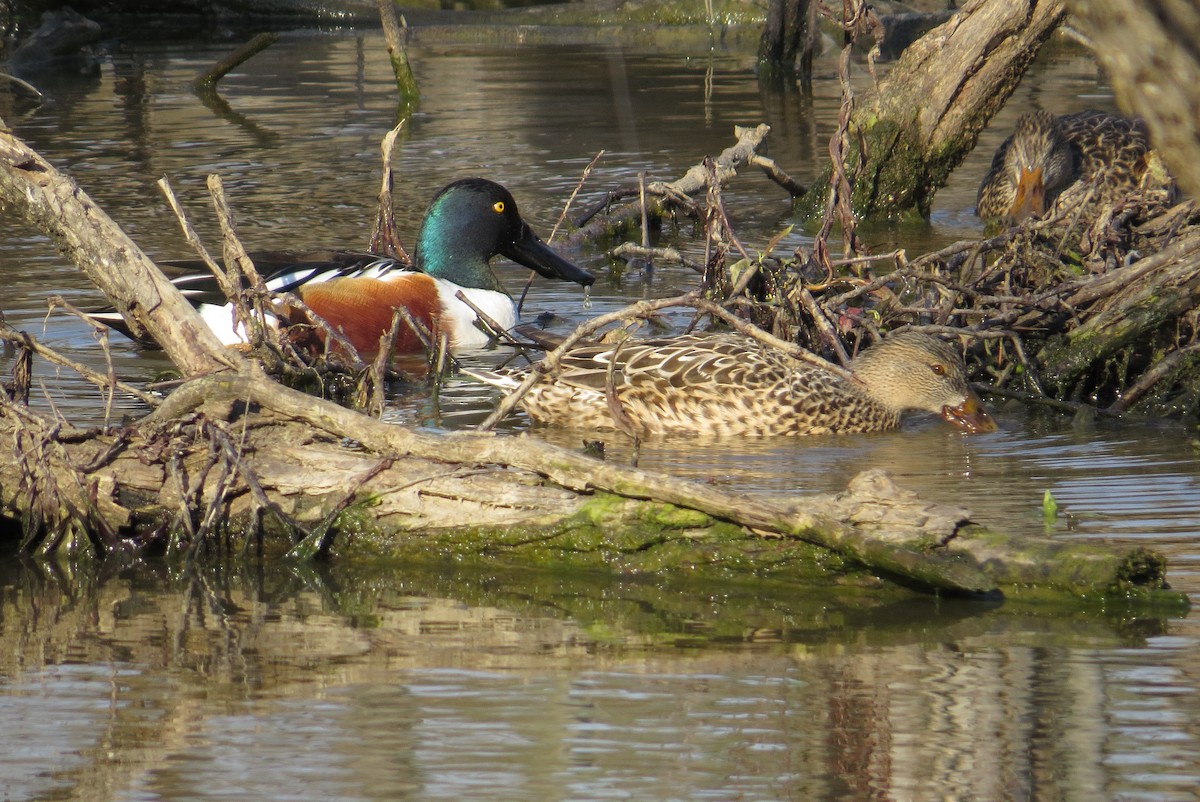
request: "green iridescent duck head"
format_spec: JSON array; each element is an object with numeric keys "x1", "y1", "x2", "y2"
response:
[{"x1": 414, "y1": 178, "x2": 594, "y2": 292}]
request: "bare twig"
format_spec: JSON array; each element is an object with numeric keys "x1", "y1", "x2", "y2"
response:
[
  {"x1": 454, "y1": 289, "x2": 523, "y2": 351},
  {"x1": 208, "y1": 174, "x2": 275, "y2": 348},
  {"x1": 549, "y1": 149, "x2": 605, "y2": 244},
  {"x1": 18, "y1": 303, "x2": 159, "y2": 407},
  {"x1": 369, "y1": 120, "x2": 410, "y2": 259},
  {"x1": 519, "y1": 150, "x2": 604, "y2": 314}
]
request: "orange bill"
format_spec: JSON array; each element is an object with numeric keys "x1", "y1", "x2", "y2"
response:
[
  {"x1": 940, "y1": 393, "x2": 998, "y2": 434},
  {"x1": 1008, "y1": 166, "x2": 1047, "y2": 221}
]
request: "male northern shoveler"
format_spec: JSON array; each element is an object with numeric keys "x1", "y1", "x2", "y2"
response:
[
  {"x1": 975, "y1": 109, "x2": 1169, "y2": 224},
  {"x1": 93, "y1": 178, "x2": 594, "y2": 354},
  {"x1": 468, "y1": 331, "x2": 997, "y2": 438}
]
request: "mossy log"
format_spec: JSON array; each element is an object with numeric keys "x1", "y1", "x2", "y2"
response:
[
  {"x1": 795, "y1": 0, "x2": 1067, "y2": 219},
  {"x1": 0, "y1": 371, "x2": 1186, "y2": 608}
]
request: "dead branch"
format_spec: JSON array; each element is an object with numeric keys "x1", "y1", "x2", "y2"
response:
[
  {"x1": 0, "y1": 128, "x2": 243, "y2": 378},
  {"x1": 567, "y1": 124, "x2": 771, "y2": 245},
  {"x1": 1, "y1": 311, "x2": 159, "y2": 408},
  {"x1": 368, "y1": 121, "x2": 409, "y2": 258}
]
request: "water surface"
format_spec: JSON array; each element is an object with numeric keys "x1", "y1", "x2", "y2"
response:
[{"x1": 1, "y1": 24, "x2": 1198, "y2": 802}]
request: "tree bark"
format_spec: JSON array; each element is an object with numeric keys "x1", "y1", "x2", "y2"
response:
[
  {"x1": 1066, "y1": 0, "x2": 1200, "y2": 199},
  {"x1": 796, "y1": 0, "x2": 1068, "y2": 219}
]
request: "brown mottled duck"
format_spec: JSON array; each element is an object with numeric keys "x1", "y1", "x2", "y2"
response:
[
  {"x1": 468, "y1": 332, "x2": 997, "y2": 438},
  {"x1": 976, "y1": 109, "x2": 1170, "y2": 224}
]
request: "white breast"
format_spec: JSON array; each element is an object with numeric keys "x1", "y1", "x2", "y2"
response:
[
  {"x1": 198, "y1": 303, "x2": 280, "y2": 345},
  {"x1": 433, "y1": 279, "x2": 516, "y2": 349}
]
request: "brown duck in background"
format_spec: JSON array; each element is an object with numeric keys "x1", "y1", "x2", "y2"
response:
[
  {"x1": 466, "y1": 332, "x2": 997, "y2": 438},
  {"x1": 975, "y1": 109, "x2": 1172, "y2": 224}
]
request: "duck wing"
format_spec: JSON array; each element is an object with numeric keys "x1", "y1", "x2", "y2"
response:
[
  {"x1": 158, "y1": 250, "x2": 409, "y2": 307},
  {"x1": 548, "y1": 334, "x2": 799, "y2": 392},
  {"x1": 1059, "y1": 110, "x2": 1153, "y2": 197}
]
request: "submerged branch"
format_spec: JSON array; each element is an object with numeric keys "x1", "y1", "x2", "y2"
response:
[{"x1": 192, "y1": 33, "x2": 278, "y2": 92}]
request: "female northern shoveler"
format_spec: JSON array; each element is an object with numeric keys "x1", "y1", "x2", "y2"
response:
[
  {"x1": 975, "y1": 109, "x2": 1166, "y2": 224},
  {"x1": 469, "y1": 331, "x2": 997, "y2": 438},
  {"x1": 94, "y1": 178, "x2": 594, "y2": 354}
]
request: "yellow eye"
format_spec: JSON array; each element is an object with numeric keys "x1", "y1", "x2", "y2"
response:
[{"x1": 492, "y1": 201, "x2": 506, "y2": 213}]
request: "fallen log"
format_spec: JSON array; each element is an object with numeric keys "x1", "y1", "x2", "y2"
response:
[{"x1": 0, "y1": 370, "x2": 1185, "y2": 606}]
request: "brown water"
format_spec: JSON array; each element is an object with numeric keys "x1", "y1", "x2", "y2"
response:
[{"x1": 1, "y1": 24, "x2": 1199, "y2": 802}]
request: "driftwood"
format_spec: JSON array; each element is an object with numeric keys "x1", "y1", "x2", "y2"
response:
[
  {"x1": 0, "y1": 124, "x2": 1186, "y2": 606},
  {"x1": 566, "y1": 124, "x2": 771, "y2": 245},
  {"x1": 0, "y1": 372, "x2": 1178, "y2": 602}
]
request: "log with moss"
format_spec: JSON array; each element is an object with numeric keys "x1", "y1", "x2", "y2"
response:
[
  {"x1": 0, "y1": 371, "x2": 1183, "y2": 607},
  {"x1": 0, "y1": 126, "x2": 1187, "y2": 609}
]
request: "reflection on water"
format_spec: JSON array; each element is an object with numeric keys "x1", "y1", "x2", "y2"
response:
[
  {"x1": 0, "y1": 561, "x2": 1194, "y2": 802},
  {"x1": 1, "y1": 22, "x2": 1199, "y2": 802}
]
